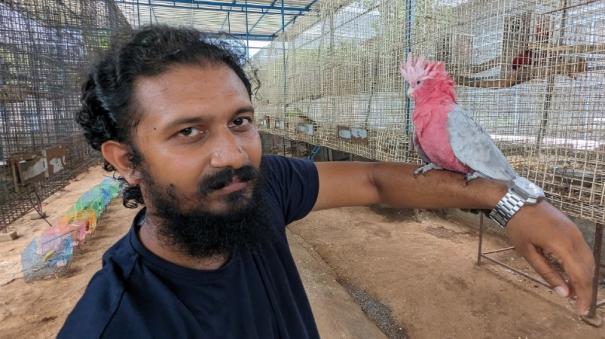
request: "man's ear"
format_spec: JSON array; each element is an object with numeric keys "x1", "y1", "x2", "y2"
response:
[{"x1": 101, "y1": 141, "x2": 143, "y2": 185}]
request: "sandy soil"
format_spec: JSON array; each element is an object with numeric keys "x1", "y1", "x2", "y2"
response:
[
  {"x1": 289, "y1": 206, "x2": 605, "y2": 338},
  {"x1": 0, "y1": 167, "x2": 139, "y2": 338},
  {"x1": 287, "y1": 231, "x2": 386, "y2": 338},
  {"x1": 0, "y1": 166, "x2": 603, "y2": 338}
]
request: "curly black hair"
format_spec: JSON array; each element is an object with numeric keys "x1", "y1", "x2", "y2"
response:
[{"x1": 77, "y1": 25, "x2": 256, "y2": 208}]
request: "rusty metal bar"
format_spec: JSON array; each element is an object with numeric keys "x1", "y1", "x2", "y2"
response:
[
  {"x1": 483, "y1": 246, "x2": 516, "y2": 255},
  {"x1": 480, "y1": 254, "x2": 551, "y2": 288},
  {"x1": 480, "y1": 224, "x2": 605, "y2": 316},
  {"x1": 477, "y1": 214, "x2": 484, "y2": 265},
  {"x1": 588, "y1": 223, "x2": 603, "y2": 317}
]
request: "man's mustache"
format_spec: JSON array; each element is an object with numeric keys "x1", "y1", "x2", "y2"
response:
[{"x1": 199, "y1": 165, "x2": 259, "y2": 195}]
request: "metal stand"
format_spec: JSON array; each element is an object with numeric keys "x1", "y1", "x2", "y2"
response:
[
  {"x1": 477, "y1": 216, "x2": 604, "y2": 314},
  {"x1": 588, "y1": 223, "x2": 604, "y2": 318}
]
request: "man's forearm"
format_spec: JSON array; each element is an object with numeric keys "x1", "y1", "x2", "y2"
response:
[
  {"x1": 370, "y1": 162, "x2": 508, "y2": 210},
  {"x1": 367, "y1": 162, "x2": 595, "y2": 316}
]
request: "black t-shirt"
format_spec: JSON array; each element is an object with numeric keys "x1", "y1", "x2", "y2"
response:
[{"x1": 58, "y1": 155, "x2": 320, "y2": 339}]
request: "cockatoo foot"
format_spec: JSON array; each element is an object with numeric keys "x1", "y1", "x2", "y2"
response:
[
  {"x1": 464, "y1": 172, "x2": 482, "y2": 184},
  {"x1": 413, "y1": 163, "x2": 442, "y2": 177}
]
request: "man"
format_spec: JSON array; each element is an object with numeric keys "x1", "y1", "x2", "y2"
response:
[{"x1": 59, "y1": 26, "x2": 594, "y2": 338}]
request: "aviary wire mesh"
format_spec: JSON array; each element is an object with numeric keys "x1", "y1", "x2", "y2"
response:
[
  {"x1": 0, "y1": 0, "x2": 136, "y2": 229},
  {"x1": 253, "y1": 0, "x2": 605, "y2": 224}
]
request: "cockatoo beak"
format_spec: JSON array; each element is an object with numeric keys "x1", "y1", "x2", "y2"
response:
[{"x1": 407, "y1": 87, "x2": 414, "y2": 97}]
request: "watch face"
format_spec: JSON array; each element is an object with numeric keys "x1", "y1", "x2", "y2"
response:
[{"x1": 513, "y1": 177, "x2": 545, "y2": 199}]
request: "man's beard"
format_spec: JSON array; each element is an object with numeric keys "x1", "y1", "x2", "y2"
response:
[{"x1": 140, "y1": 164, "x2": 276, "y2": 259}]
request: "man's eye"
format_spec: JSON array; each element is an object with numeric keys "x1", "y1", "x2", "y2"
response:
[
  {"x1": 231, "y1": 117, "x2": 252, "y2": 127},
  {"x1": 179, "y1": 127, "x2": 201, "y2": 137}
]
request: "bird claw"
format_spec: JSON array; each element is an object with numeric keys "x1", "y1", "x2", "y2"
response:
[
  {"x1": 464, "y1": 172, "x2": 481, "y2": 184},
  {"x1": 414, "y1": 163, "x2": 442, "y2": 177}
]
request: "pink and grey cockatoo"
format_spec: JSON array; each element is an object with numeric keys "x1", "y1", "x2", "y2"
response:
[{"x1": 399, "y1": 54, "x2": 530, "y2": 187}]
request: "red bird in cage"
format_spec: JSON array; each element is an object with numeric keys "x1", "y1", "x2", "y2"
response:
[
  {"x1": 511, "y1": 49, "x2": 534, "y2": 70},
  {"x1": 511, "y1": 21, "x2": 550, "y2": 71}
]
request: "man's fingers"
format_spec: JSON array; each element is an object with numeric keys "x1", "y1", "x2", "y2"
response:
[
  {"x1": 506, "y1": 201, "x2": 595, "y2": 315},
  {"x1": 526, "y1": 238, "x2": 595, "y2": 315},
  {"x1": 558, "y1": 242, "x2": 595, "y2": 315},
  {"x1": 522, "y1": 244, "x2": 569, "y2": 295}
]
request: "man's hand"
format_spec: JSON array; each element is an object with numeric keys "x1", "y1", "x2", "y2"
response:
[{"x1": 506, "y1": 201, "x2": 594, "y2": 315}]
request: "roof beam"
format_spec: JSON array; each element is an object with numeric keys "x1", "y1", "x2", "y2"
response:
[
  {"x1": 274, "y1": 0, "x2": 318, "y2": 35},
  {"x1": 116, "y1": 0, "x2": 310, "y2": 15},
  {"x1": 206, "y1": 32, "x2": 276, "y2": 41},
  {"x1": 219, "y1": 1, "x2": 236, "y2": 31},
  {"x1": 168, "y1": 0, "x2": 310, "y2": 13},
  {"x1": 248, "y1": 0, "x2": 277, "y2": 33}
]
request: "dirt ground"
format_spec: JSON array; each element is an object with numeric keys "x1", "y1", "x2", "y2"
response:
[
  {"x1": 0, "y1": 167, "x2": 139, "y2": 338},
  {"x1": 289, "y1": 207, "x2": 605, "y2": 338},
  {"x1": 0, "y1": 166, "x2": 603, "y2": 338}
]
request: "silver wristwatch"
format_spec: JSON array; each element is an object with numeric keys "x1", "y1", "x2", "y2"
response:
[{"x1": 488, "y1": 177, "x2": 545, "y2": 228}]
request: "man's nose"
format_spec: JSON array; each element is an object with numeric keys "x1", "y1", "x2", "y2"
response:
[{"x1": 209, "y1": 128, "x2": 248, "y2": 169}]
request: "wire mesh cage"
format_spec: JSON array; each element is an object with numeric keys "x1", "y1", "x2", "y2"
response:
[
  {"x1": 253, "y1": 0, "x2": 605, "y2": 225},
  {"x1": 254, "y1": 0, "x2": 410, "y2": 161},
  {"x1": 0, "y1": 0, "x2": 136, "y2": 229}
]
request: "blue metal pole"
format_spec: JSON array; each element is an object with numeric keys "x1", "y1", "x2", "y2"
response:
[
  {"x1": 276, "y1": 0, "x2": 319, "y2": 35},
  {"x1": 219, "y1": 0, "x2": 236, "y2": 31},
  {"x1": 248, "y1": 0, "x2": 277, "y2": 33},
  {"x1": 227, "y1": 12, "x2": 231, "y2": 34},
  {"x1": 212, "y1": 32, "x2": 276, "y2": 41},
  {"x1": 404, "y1": 0, "x2": 414, "y2": 139},
  {"x1": 115, "y1": 0, "x2": 307, "y2": 15},
  {"x1": 130, "y1": 0, "x2": 311, "y2": 12},
  {"x1": 190, "y1": 0, "x2": 194, "y2": 26},
  {"x1": 136, "y1": 0, "x2": 141, "y2": 27},
  {"x1": 281, "y1": 0, "x2": 287, "y2": 120},
  {"x1": 245, "y1": 0, "x2": 250, "y2": 58}
]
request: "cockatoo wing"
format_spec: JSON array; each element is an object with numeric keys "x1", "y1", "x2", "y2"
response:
[
  {"x1": 413, "y1": 133, "x2": 432, "y2": 164},
  {"x1": 447, "y1": 104, "x2": 517, "y2": 182}
]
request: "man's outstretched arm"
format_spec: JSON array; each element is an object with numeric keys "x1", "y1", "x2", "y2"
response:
[{"x1": 312, "y1": 161, "x2": 594, "y2": 315}]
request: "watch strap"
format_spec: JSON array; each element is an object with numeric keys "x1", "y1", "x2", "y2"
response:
[{"x1": 488, "y1": 190, "x2": 526, "y2": 228}]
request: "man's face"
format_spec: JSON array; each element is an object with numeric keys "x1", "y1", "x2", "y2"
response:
[{"x1": 131, "y1": 63, "x2": 262, "y2": 215}]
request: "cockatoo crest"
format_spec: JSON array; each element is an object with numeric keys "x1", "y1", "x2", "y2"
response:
[{"x1": 399, "y1": 53, "x2": 446, "y2": 85}]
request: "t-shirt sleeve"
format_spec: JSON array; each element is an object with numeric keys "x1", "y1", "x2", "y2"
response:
[{"x1": 261, "y1": 155, "x2": 319, "y2": 225}]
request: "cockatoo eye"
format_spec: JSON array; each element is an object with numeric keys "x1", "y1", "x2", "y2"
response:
[{"x1": 416, "y1": 80, "x2": 421, "y2": 85}]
